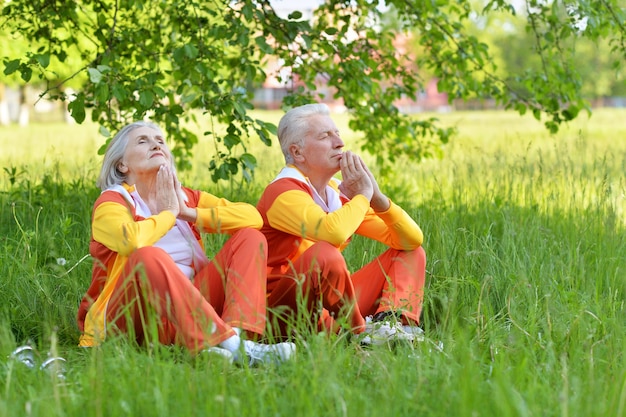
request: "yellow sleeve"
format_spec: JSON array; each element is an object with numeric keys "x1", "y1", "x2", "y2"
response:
[
  {"x1": 266, "y1": 189, "x2": 370, "y2": 246},
  {"x1": 356, "y1": 200, "x2": 423, "y2": 250},
  {"x1": 195, "y1": 192, "x2": 263, "y2": 234},
  {"x1": 92, "y1": 201, "x2": 176, "y2": 255}
]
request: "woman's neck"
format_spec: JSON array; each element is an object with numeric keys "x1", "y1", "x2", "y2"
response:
[{"x1": 131, "y1": 179, "x2": 159, "y2": 213}]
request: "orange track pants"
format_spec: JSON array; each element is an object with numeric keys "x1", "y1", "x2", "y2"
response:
[
  {"x1": 105, "y1": 228, "x2": 268, "y2": 353},
  {"x1": 266, "y1": 241, "x2": 426, "y2": 338}
]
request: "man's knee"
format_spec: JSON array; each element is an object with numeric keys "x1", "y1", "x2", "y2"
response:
[
  {"x1": 307, "y1": 241, "x2": 347, "y2": 272},
  {"x1": 394, "y1": 246, "x2": 426, "y2": 265},
  {"x1": 415, "y1": 246, "x2": 426, "y2": 263}
]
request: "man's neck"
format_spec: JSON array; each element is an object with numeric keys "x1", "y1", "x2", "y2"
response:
[{"x1": 291, "y1": 164, "x2": 333, "y2": 201}]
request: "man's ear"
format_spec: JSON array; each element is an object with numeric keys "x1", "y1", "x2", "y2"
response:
[{"x1": 289, "y1": 144, "x2": 304, "y2": 162}]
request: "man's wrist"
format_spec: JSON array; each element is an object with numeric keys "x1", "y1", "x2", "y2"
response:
[{"x1": 371, "y1": 195, "x2": 391, "y2": 212}]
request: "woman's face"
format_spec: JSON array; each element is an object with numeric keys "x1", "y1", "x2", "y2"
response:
[{"x1": 118, "y1": 126, "x2": 172, "y2": 179}]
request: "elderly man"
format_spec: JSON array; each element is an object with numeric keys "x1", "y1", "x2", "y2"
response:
[{"x1": 256, "y1": 103, "x2": 426, "y2": 345}]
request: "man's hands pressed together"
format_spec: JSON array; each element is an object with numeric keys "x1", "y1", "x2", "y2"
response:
[{"x1": 339, "y1": 151, "x2": 390, "y2": 212}]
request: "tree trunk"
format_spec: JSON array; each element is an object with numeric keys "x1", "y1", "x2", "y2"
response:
[
  {"x1": 0, "y1": 83, "x2": 9, "y2": 125},
  {"x1": 18, "y1": 84, "x2": 29, "y2": 126}
]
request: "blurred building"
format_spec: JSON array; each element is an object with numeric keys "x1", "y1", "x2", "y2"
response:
[{"x1": 254, "y1": 0, "x2": 450, "y2": 113}]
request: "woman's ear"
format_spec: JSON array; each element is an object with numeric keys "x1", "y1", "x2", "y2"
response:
[{"x1": 117, "y1": 162, "x2": 128, "y2": 174}]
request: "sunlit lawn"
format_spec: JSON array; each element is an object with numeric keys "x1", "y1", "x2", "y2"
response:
[{"x1": 1, "y1": 108, "x2": 625, "y2": 416}]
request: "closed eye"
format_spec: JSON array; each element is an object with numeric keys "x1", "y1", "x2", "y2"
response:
[
  {"x1": 136, "y1": 135, "x2": 165, "y2": 144},
  {"x1": 319, "y1": 130, "x2": 340, "y2": 139}
]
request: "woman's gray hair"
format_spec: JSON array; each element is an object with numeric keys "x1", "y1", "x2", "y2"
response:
[
  {"x1": 96, "y1": 121, "x2": 169, "y2": 190},
  {"x1": 277, "y1": 103, "x2": 330, "y2": 164}
]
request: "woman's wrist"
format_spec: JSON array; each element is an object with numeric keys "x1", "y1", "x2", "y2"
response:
[{"x1": 179, "y1": 207, "x2": 197, "y2": 223}]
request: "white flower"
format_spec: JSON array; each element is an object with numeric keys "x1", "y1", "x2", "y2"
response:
[{"x1": 56, "y1": 258, "x2": 67, "y2": 266}]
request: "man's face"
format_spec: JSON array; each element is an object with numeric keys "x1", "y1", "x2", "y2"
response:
[{"x1": 297, "y1": 114, "x2": 345, "y2": 177}]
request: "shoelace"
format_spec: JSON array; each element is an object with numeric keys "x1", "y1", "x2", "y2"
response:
[{"x1": 371, "y1": 310, "x2": 402, "y2": 323}]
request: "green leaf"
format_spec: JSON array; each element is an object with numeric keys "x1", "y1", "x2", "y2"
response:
[
  {"x1": 88, "y1": 68, "x2": 102, "y2": 83},
  {"x1": 95, "y1": 84, "x2": 109, "y2": 103},
  {"x1": 545, "y1": 120, "x2": 559, "y2": 134},
  {"x1": 98, "y1": 125, "x2": 111, "y2": 138},
  {"x1": 240, "y1": 153, "x2": 257, "y2": 170},
  {"x1": 111, "y1": 84, "x2": 127, "y2": 102},
  {"x1": 232, "y1": 100, "x2": 246, "y2": 117},
  {"x1": 562, "y1": 105, "x2": 579, "y2": 121},
  {"x1": 139, "y1": 90, "x2": 155, "y2": 108},
  {"x1": 254, "y1": 36, "x2": 274, "y2": 54},
  {"x1": 183, "y1": 44, "x2": 199, "y2": 58},
  {"x1": 19, "y1": 66, "x2": 32, "y2": 82},
  {"x1": 68, "y1": 94, "x2": 86, "y2": 123},
  {"x1": 3, "y1": 59, "x2": 20, "y2": 75},
  {"x1": 241, "y1": 3, "x2": 253, "y2": 20},
  {"x1": 224, "y1": 134, "x2": 240, "y2": 149},
  {"x1": 257, "y1": 129, "x2": 271, "y2": 146},
  {"x1": 34, "y1": 53, "x2": 50, "y2": 68}
]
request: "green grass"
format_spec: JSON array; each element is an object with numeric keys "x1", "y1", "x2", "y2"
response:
[{"x1": 1, "y1": 108, "x2": 626, "y2": 416}]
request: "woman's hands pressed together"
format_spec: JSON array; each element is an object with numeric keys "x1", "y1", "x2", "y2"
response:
[{"x1": 155, "y1": 165, "x2": 180, "y2": 217}]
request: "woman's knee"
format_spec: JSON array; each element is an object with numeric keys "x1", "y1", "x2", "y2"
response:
[
  {"x1": 129, "y1": 246, "x2": 169, "y2": 262},
  {"x1": 126, "y1": 246, "x2": 175, "y2": 281},
  {"x1": 230, "y1": 228, "x2": 268, "y2": 253}
]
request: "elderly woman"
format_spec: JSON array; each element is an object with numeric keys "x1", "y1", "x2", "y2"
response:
[{"x1": 77, "y1": 121, "x2": 294, "y2": 365}]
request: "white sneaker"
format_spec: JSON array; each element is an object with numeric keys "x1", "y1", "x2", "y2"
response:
[
  {"x1": 202, "y1": 346, "x2": 234, "y2": 364},
  {"x1": 242, "y1": 340, "x2": 296, "y2": 366},
  {"x1": 361, "y1": 315, "x2": 416, "y2": 346},
  {"x1": 402, "y1": 325, "x2": 425, "y2": 341}
]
